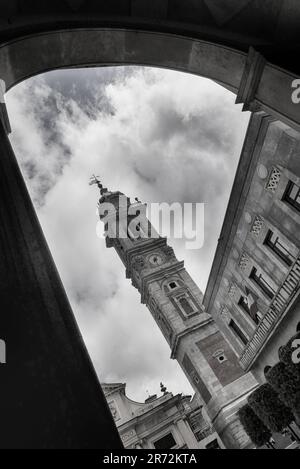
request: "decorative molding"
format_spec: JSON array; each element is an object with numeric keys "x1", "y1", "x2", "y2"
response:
[
  {"x1": 235, "y1": 47, "x2": 266, "y2": 112},
  {"x1": 244, "y1": 211, "x2": 252, "y2": 224},
  {"x1": 141, "y1": 260, "x2": 185, "y2": 304},
  {"x1": 250, "y1": 215, "x2": 264, "y2": 237},
  {"x1": 132, "y1": 255, "x2": 145, "y2": 272},
  {"x1": 257, "y1": 164, "x2": 268, "y2": 180},
  {"x1": 213, "y1": 348, "x2": 225, "y2": 358},
  {"x1": 121, "y1": 430, "x2": 135, "y2": 442},
  {"x1": 265, "y1": 167, "x2": 281, "y2": 193},
  {"x1": 220, "y1": 305, "x2": 231, "y2": 324},
  {"x1": 161, "y1": 244, "x2": 177, "y2": 261},
  {"x1": 228, "y1": 283, "x2": 238, "y2": 298},
  {"x1": 238, "y1": 252, "x2": 250, "y2": 271}
]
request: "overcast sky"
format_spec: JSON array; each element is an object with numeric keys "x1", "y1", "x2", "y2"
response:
[{"x1": 6, "y1": 66, "x2": 250, "y2": 402}]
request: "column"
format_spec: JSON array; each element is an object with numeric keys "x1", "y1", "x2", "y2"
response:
[{"x1": 175, "y1": 418, "x2": 199, "y2": 448}]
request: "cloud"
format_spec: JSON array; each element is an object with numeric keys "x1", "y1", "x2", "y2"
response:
[{"x1": 6, "y1": 66, "x2": 249, "y2": 401}]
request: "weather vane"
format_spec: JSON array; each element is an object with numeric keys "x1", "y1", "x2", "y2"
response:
[{"x1": 89, "y1": 175, "x2": 108, "y2": 195}]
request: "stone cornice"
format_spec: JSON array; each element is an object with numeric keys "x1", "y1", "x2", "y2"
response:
[
  {"x1": 170, "y1": 317, "x2": 214, "y2": 359},
  {"x1": 203, "y1": 113, "x2": 274, "y2": 313}
]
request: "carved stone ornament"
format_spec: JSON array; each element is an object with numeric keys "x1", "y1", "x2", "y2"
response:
[
  {"x1": 250, "y1": 215, "x2": 264, "y2": 237},
  {"x1": 265, "y1": 167, "x2": 281, "y2": 193},
  {"x1": 132, "y1": 255, "x2": 145, "y2": 272}
]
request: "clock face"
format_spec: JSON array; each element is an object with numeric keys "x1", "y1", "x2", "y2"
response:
[{"x1": 148, "y1": 254, "x2": 163, "y2": 266}]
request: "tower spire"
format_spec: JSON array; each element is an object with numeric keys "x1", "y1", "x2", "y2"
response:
[{"x1": 89, "y1": 175, "x2": 108, "y2": 196}]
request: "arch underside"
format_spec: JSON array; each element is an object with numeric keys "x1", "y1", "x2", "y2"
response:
[
  {"x1": 0, "y1": 27, "x2": 299, "y2": 132},
  {"x1": 1, "y1": 29, "x2": 245, "y2": 92}
]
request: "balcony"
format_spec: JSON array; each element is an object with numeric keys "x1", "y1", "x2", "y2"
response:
[{"x1": 239, "y1": 255, "x2": 300, "y2": 370}]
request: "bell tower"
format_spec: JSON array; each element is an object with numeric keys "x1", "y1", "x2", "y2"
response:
[{"x1": 91, "y1": 177, "x2": 258, "y2": 448}]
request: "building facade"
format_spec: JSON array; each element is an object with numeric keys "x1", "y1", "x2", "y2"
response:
[
  {"x1": 94, "y1": 179, "x2": 258, "y2": 449},
  {"x1": 102, "y1": 383, "x2": 222, "y2": 449},
  {"x1": 95, "y1": 112, "x2": 300, "y2": 449},
  {"x1": 203, "y1": 112, "x2": 300, "y2": 383}
]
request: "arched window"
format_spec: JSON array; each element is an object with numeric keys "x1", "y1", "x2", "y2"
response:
[
  {"x1": 297, "y1": 322, "x2": 300, "y2": 332},
  {"x1": 264, "y1": 365, "x2": 271, "y2": 377},
  {"x1": 178, "y1": 296, "x2": 195, "y2": 316}
]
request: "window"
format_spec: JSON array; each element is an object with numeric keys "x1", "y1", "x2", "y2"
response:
[
  {"x1": 217, "y1": 354, "x2": 225, "y2": 363},
  {"x1": 238, "y1": 296, "x2": 250, "y2": 314},
  {"x1": 229, "y1": 320, "x2": 248, "y2": 345},
  {"x1": 213, "y1": 349, "x2": 227, "y2": 363},
  {"x1": 179, "y1": 296, "x2": 195, "y2": 315},
  {"x1": 153, "y1": 432, "x2": 176, "y2": 449},
  {"x1": 169, "y1": 281, "x2": 178, "y2": 290},
  {"x1": 264, "y1": 230, "x2": 294, "y2": 266},
  {"x1": 249, "y1": 267, "x2": 275, "y2": 299},
  {"x1": 238, "y1": 296, "x2": 259, "y2": 325},
  {"x1": 283, "y1": 180, "x2": 300, "y2": 212}
]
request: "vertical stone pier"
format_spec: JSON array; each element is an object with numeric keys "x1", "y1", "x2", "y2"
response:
[{"x1": 0, "y1": 119, "x2": 122, "y2": 448}]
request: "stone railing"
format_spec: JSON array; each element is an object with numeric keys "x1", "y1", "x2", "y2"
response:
[{"x1": 239, "y1": 256, "x2": 300, "y2": 370}]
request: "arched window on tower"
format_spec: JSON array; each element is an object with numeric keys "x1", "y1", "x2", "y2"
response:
[
  {"x1": 179, "y1": 297, "x2": 194, "y2": 315},
  {"x1": 174, "y1": 294, "x2": 198, "y2": 317}
]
